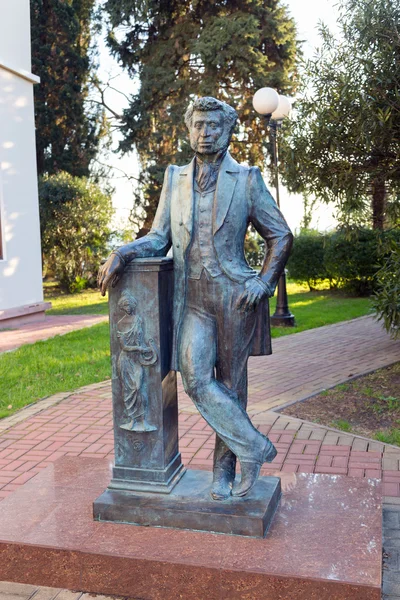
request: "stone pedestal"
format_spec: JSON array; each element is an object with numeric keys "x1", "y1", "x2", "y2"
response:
[
  {"x1": 0, "y1": 458, "x2": 382, "y2": 600},
  {"x1": 100, "y1": 257, "x2": 185, "y2": 494},
  {"x1": 94, "y1": 469, "x2": 281, "y2": 538}
]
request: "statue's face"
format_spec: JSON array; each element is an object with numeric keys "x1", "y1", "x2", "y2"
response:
[{"x1": 189, "y1": 109, "x2": 229, "y2": 155}]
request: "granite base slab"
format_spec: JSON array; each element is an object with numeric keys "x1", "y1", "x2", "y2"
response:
[
  {"x1": 94, "y1": 469, "x2": 281, "y2": 538},
  {"x1": 0, "y1": 457, "x2": 382, "y2": 600}
]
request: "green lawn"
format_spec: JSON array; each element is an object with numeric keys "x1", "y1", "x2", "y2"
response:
[
  {"x1": 46, "y1": 288, "x2": 108, "y2": 315},
  {"x1": 270, "y1": 282, "x2": 373, "y2": 338},
  {"x1": 0, "y1": 323, "x2": 110, "y2": 419},
  {"x1": 0, "y1": 282, "x2": 373, "y2": 420}
]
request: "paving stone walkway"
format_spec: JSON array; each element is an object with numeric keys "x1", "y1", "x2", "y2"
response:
[
  {"x1": 0, "y1": 315, "x2": 108, "y2": 353},
  {"x1": 0, "y1": 582, "x2": 116, "y2": 600}
]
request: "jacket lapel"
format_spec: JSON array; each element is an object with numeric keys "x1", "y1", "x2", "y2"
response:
[
  {"x1": 213, "y1": 152, "x2": 240, "y2": 234},
  {"x1": 178, "y1": 157, "x2": 195, "y2": 237}
]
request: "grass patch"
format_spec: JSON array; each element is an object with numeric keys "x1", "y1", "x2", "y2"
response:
[
  {"x1": 375, "y1": 429, "x2": 400, "y2": 446},
  {"x1": 271, "y1": 282, "x2": 372, "y2": 338},
  {"x1": 45, "y1": 288, "x2": 108, "y2": 315},
  {"x1": 0, "y1": 323, "x2": 110, "y2": 419},
  {"x1": 372, "y1": 395, "x2": 400, "y2": 414},
  {"x1": 330, "y1": 419, "x2": 352, "y2": 432}
]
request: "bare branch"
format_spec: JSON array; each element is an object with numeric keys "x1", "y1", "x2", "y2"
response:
[{"x1": 95, "y1": 158, "x2": 140, "y2": 183}]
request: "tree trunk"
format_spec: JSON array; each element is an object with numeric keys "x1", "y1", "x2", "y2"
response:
[
  {"x1": 136, "y1": 226, "x2": 151, "y2": 239},
  {"x1": 372, "y1": 177, "x2": 386, "y2": 230}
]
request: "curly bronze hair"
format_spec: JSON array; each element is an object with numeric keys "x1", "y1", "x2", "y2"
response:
[{"x1": 184, "y1": 97, "x2": 238, "y2": 137}]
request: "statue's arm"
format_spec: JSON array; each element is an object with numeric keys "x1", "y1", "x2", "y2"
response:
[
  {"x1": 121, "y1": 344, "x2": 146, "y2": 353},
  {"x1": 117, "y1": 331, "x2": 142, "y2": 353},
  {"x1": 98, "y1": 166, "x2": 173, "y2": 295},
  {"x1": 248, "y1": 166, "x2": 293, "y2": 295}
]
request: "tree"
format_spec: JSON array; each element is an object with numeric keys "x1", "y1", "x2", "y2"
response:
[
  {"x1": 280, "y1": 0, "x2": 400, "y2": 230},
  {"x1": 39, "y1": 172, "x2": 114, "y2": 292},
  {"x1": 31, "y1": 0, "x2": 106, "y2": 177},
  {"x1": 373, "y1": 242, "x2": 400, "y2": 338},
  {"x1": 103, "y1": 0, "x2": 299, "y2": 235}
]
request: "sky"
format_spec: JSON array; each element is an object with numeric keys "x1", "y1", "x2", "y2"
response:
[
  {"x1": 277, "y1": 0, "x2": 340, "y2": 232},
  {"x1": 97, "y1": 0, "x2": 341, "y2": 234}
]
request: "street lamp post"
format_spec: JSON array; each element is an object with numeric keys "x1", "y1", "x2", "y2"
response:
[{"x1": 253, "y1": 88, "x2": 295, "y2": 327}]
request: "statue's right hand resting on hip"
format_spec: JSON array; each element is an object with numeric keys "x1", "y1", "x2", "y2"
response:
[{"x1": 98, "y1": 250, "x2": 127, "y2": 296}]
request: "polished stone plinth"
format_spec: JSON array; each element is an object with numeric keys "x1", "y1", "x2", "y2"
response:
[
  {"x1": 0, "y1": 457, "x2": 382, "y2": 600},
  {"x1": 94, "y1": 469, "x2": 281, "y2": 537}
]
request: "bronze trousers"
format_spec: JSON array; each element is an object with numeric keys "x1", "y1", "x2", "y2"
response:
[{"x1": 179, "y1": 271, "x2": 268, "y2": 468}]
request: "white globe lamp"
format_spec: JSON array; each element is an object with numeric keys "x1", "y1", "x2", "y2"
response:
[
  {"x1": 251, "y1": 87, "x2": 296, "y2": 327},
  {"x1": 252, "y1": 87, "x2": 280, "y2": 116},
  {"x1": 271, "y1": 95, "x2": 292, "y2": 121}
]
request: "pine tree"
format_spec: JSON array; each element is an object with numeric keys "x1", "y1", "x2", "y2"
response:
[
  {"x1": 31, "y1": 0, "x2": 106, "y2": 177},
  {"x1": 104, "y1": 0, "x2": 299, "y2": 234}
]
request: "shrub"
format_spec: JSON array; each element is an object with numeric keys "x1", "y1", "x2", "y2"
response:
[
  {"x1": 287, "y1": 228, "x2": 400, "y2": 295},
  {"x1": 324, "y1": 229, "x2": 400, "y2": 295},
  {"x1": 287, "y1": 230, "x2": 327, "y2": 290},
  {"x1": 39, "y1": 172, "x2": 114, "y2": 292},
  {"x1": 372, "y1": 240, "x2": 400, "y2": 339},
  {"x1": 323, "y1": 229, "x2": 380, "y2": 295}
]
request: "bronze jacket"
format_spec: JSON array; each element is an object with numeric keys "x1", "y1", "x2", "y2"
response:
[{"x1": 120, "y1": 152, "x2": 293, "y2": 371}]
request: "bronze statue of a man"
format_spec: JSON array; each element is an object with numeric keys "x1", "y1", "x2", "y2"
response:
[{"x1": 98, "y1": 97, "x2": 293, "y2": 500}]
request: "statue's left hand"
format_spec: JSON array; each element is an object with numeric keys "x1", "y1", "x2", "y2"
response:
[
  {"x1": 98, "y1": 252, "x2": 125, "y2": 296},
  {"x1": 236, "y1": 277, "x2": 270, "y2": 313}
]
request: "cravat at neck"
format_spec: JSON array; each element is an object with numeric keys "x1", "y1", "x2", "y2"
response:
[{"x1": 195, "y1": 152, "x2": 225, "y2": 192}]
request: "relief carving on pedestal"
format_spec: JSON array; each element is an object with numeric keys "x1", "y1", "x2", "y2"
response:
[{"x1": 116, "y1": 290, "x2": 158, "y2": 432}]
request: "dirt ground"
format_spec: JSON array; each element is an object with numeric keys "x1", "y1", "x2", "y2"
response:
[{"x1": 281, "y1": 362, "x2": 400, "y2": 443}]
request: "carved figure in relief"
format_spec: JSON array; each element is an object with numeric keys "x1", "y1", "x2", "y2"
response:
[{"x1": 117, "y1": 290, "x2": 157, "y2": 432}]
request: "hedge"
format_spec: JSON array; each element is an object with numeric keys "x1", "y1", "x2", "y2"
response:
[
  {"x1": 286, "y1": 231, "x2": 327, "y2": 290},
  {"x1": 372, "y1": 241, "x2": 400, "y2": 338},
  {"x1": 287, "y1": 228, "x2": 400, "y2": 295}
]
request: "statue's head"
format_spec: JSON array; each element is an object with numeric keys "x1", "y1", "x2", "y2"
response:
[
  {"x1": 184, "y1": 97, "x2": 238, "y2": 156},
  {"x1": 118, "y1": 290, "x2": 137, "y2": 315}
]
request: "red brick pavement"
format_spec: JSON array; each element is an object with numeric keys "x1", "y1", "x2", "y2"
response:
[
  {"x1": 0, "y1": 380, "x2": 400, "y2": 503},
  {"x1": 0, "y1": 315, "x2": 108, "y2": 353}
]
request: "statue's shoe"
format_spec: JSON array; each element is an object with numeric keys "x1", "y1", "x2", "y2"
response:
[
  {"x1": 232, "y1": 439, "x2": 278, "y2": 498},
  {"x1": 231, "y1": 461, "x2": 262, "y2": 497},
  {"x1": 264, "y1": 438, "x2": 278, "y2": 463},
  {"x1": 210, "y1": 469, "x2": 234, "y2": 501}
]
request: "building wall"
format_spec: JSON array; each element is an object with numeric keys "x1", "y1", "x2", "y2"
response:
[
  {"x1": 0, "y1": 0, "x2": 32, "y2": 72},
  {"x1": 0, "y1": 0, "x2": 44, "y2": 313}
]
